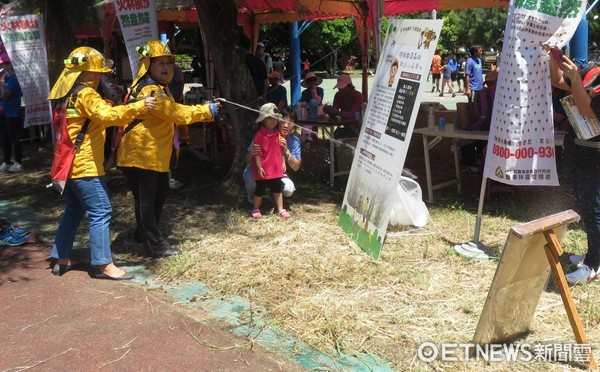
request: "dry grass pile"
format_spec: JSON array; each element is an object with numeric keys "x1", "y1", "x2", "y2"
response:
[{"x1": 152, "y1": 185, "x2": 598, "y2": 371}]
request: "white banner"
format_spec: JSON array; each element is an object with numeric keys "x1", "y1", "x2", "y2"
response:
[
  {"x1": 0, "y1": 14, "x2": 51, "y2": 128},
  {"x1": 339, "y1": 19, "x2": 443, "y2": 259},
  {"x1": 113, "y1": 0, "x2": 158, "y2": 77},
  {"x1": 483, "y1": 0, "x2": 586, "y2": 186}
]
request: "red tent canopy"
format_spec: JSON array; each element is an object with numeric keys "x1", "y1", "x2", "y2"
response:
[
  {"x1": 383, "y1": 0, "x2": 508, "y2": 14},
  {"x1": 101, "y1": 0, "x2": 509, "y2": 43},
  {"x1": 99, "y1": 0, "x2": 509, "y2": 96}
]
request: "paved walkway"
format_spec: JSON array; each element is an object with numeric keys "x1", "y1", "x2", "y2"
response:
[
  {"x1": 0, "y1": 243, "x2": 301, "y2": 371},
  {"x1": 185, "y1": 72, "x2": 469, "y2": 111}
]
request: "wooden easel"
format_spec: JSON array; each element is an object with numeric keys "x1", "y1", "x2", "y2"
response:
[
  {"x1": 543, "y1": 228, "x2": 597, "y2": 370},
  {"x1": 473, "y1": 210, "x2": 596, "y2": 370}
]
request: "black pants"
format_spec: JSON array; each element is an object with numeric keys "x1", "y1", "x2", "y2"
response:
[
  {"x1": 563, "y1": 131, "x2": 600, "y2": 270},
  {"x1": 1, "y1": 115, "x2": 22, "y2": 164},
  {"x1": 121, "y1": 167, "x2": 171, "y2": 255},
  {"x1": 255, "y1": 178, "x2": 283, "y2": 196}
]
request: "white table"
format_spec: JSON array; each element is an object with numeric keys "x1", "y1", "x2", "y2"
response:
[
  {"x1": 297, "y1": 116, "x2": 358, "y2": 186},
  {"x1": 412, "y1": 127, "x2": 565, "y2": 203}
]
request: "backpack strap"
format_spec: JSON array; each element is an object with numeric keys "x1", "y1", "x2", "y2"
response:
[
  {"x1": 66, "y1": 84, "x2": 92, "y2": 151},
  {"x1": 123, "y1": 76, "x2": 161, "y2": 134},
  {"x1": 582, "y1": 67, "x2": 600, "y2": 93},
  {"x1": 73, "y1": 118, "x2": 91, "y2": 151}
]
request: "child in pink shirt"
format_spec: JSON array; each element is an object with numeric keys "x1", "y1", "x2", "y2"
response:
[{"x1": 250, "y1": 103, "x2": 290, "y2": 219}]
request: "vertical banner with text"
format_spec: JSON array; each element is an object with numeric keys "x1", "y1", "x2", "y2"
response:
[
  {"x1": 113, "y1": 0, "x2": 158, "y2": 78},
  {"x1": 339, "y1": 19, "x2": 443, "y2": 259},
  {"x1": 0, "y1": 14, "x2": 51, "y2": 127},
  {"x1": 483, "y1": 0, "x2": 585, "y2": 186}
]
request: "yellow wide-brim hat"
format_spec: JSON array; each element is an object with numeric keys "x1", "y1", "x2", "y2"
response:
[{"x1": 48, "y1": 47, "x2": 112, "y2": 100}]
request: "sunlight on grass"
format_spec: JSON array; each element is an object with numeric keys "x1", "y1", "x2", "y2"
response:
[{"x1": 4, "y1": 142, "x2": 598, "y2": 371}]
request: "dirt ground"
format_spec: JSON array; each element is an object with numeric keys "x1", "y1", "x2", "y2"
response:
[{"x1": 2, "y1": 124, "x2": 598, "y2": 371}]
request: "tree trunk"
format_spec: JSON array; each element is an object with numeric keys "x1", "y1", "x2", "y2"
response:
[
  {"x1": 194, "y1": 0, "x2": 258, "y2": 185},
  {"x1": 45, "y1": 0, "x2": 78, "y2": 85}
]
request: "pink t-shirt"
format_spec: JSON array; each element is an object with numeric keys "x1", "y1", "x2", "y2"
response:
[{"x1": 252, "y1": 126, "x2": 284, "y2": 180}]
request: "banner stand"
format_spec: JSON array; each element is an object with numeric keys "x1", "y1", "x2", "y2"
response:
[{"x1": 454, "y1": 176, "x2": 495, "y2": 260}]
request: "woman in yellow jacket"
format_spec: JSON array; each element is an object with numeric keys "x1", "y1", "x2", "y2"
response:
[
  {"x1": 117, "y1": 40, "x2": 219, "y2": 258},
  {"x1": 48, "y1": 47, "x2": 157, "y2": 279}
]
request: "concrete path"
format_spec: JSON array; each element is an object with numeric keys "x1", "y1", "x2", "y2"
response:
[{"x1": 0, "y1": 244, "x2": 301, "y2": 371}]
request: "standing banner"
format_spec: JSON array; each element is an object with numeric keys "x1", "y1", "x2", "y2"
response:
[
  {"x1": 113, "y1": 0, "x2": 158, "y2": 76},
  {"x1": 339, "y1": 19, "x2": 443, "y2": 259},
  {"x1": 0, "y1": 14, "x2": 51, "y2": 128},
  {"x1": 483, "y1": 0, "x2": 586, "y2": 186}
]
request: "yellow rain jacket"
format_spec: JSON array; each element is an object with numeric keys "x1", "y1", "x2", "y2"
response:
[
  {"x1": 117, "y1": 82, "x2": 215, "y2": 172},
  {"x1": 67, "y1": 86, "x2": 148, "y2": 179}
]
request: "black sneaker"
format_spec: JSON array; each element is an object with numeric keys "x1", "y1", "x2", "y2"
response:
[{"x1": 153, "y1": 248, "x2": 182, "y2": 258}]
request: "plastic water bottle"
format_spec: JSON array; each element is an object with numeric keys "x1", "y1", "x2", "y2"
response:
[{"x1": 427, "y1": 104, "x2": 435, "y2": 130}]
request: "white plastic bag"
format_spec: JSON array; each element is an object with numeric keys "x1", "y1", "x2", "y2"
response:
[{"x1": 388, "y1": 176, "x2": 429, "y2": 227}]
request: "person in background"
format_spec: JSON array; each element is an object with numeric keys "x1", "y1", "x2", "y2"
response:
[
  {"x1": 249, "y1": 103, "x2": 290, "y2": 219},
  {"x1": 439, "y1": 57, "x2": 456, "y2": 97},
  {"x1": 299, "y1": 72, "x2": 324, "y2": 148},
  {"x1": 117, "y1": 40, "x2": 219, "y2": 258},
  {"x1": 465, "y1": 45, "x2": 484, "y2": 110},
  {"x1": 448, "y1": 54, "x2": 459, "y2": 91},
  {"x1": 547, "y1": 45, "x2": 600, "y2": 285},
  {"x1": 255, "y1": 41, "x2": 273, "y2": 75},
  {"x1": 48, "y1": 47, "x2": 157, "y2": 279},
  {"x1": 0, "y1": 52, "x2": 23, "y2": 173},
  {"x1": 167, "y1": 61, "x2": 186, "y2": 190},
  {"x1": 272, "y1": 54, "x2": 286, "y2": 83},
  {"x1": 241, "y1": 36, "x2": 268, "y2": 98},
  {"x1": 430, "y1": 49, "x2": 443, "y2": 93},
  {"x1": 265, "y1": 71, "x2": 287, "y2": 110},
  {"x1": 457, "y1": 52, "x2": 466, "y2": 93},
  {"x1": 302, "y1": 59, "x2": 311, "y2": 77},
  {"x1": 323, "y1": 74, "x2": 365, "y2": 138},
  {"x1": 495, "y1": 38, "x2": 504, "y2": 68},
  {"x1": 244, "y1": 107, "x2": 301, "y2": 210}
]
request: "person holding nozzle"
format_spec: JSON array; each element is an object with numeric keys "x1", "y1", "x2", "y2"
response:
[
  {"x1": 117, "y1": 40, "x2": 220, "y2": 259},
  {"x1": 48, "y1": 47, "x2": 158, "y2": 279},
  {"x1": 546, "y1": 43, "x2": 600, "y2": 285}
]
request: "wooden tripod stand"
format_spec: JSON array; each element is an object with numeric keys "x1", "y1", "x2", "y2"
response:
[{"x1": 473, "y1": 210, "x2": 596, "y2": 369}]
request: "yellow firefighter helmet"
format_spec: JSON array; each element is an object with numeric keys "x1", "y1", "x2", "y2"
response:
[
  {"x1": 131, "y1": 40, "x2": 176, "y2": 87},
  {"x1": 48, "y1": 47, "x2": 113, "y2": 100}
]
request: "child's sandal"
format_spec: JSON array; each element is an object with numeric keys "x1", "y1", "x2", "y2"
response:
[
  {"x1": 277, "y1": 209, "x2": 291, "y2": 219},
  {"x1": 250, "y1": 209, "x2": 262, "y2": 219}
]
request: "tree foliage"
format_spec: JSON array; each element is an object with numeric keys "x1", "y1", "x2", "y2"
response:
[
  {"x1": 302, "y1": 18, "x2": 359, "y2": 72},
  {"x1": 437, "y1": 8, "x2": 506, "y2": 53},
  {"x1": 260, "y1": 17, "x2": 360, "y2": 73}
]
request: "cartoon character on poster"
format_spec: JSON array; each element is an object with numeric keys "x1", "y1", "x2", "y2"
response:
[
  {"x1": 388, "y1": 58, "x2": 399, "y2": 87},
  {"x1": 418, "y1": 28, "x2": 437, "y2": 49}
]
